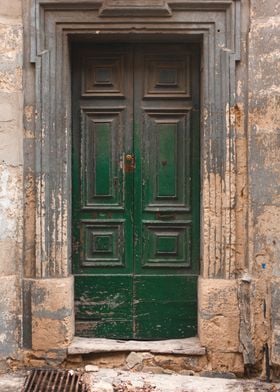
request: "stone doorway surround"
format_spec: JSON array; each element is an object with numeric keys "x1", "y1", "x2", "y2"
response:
[{"x1": 22, "y1": 0, "x2": 244, "y2": 366}]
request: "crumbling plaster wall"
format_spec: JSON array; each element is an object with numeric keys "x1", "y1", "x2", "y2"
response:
[
  {"x1": 0, "y1": 0, "x2": 23, "y2": 359},
  {"x1": 247, "y1": 0, "x2": 280, "y2": 371},
  {"x1": 0, "y1": 0, "x2": 280, "y2": 377},
  {"x1": 199, "y1": 0, "x2": 280, "y2": 375}
]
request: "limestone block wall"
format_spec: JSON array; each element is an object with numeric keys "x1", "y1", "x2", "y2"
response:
[
  {"x1": 200, "y1": 0, "x2": 280, "y2": 375},
  {"x1": 0, "y1": 0, "x2": 23, "y2": 358},
  {"x1": 0, "y1": 0, "x2": 279, "y2": 377},
  {"x1": 247, "y1": 0, "x2": 280, "y2": 371}
]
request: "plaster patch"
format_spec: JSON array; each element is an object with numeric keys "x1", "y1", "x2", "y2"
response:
[
  {"x1": 0, "y1": 103, "x2": 13, "y2": 122},
  {"x1": 0, "y1": 275, "x2": 20, "y2": 357},
  {"x1": 0, "y1": 67, "x2": 22, "y2": 93},
  {"x1": 24, "y1": 105, "x2": 33, "y2": 123},
  {"x1": 237, "y1": 80, "x2": 242, "y2": 97},
  {"x1": 250, "y1": 16, "x2": 280, "y2": 30},
  {"x1": 0, "y1": 24, "x2": 22, "y2": 63},
  {"x1": 251, "y1": 0, "x2": 280, "y2": 18},
  {"x1": 32, "y1": 308, "x2": 73, "y2": 320},
  {"x1": 249, "y1": 94, "x2": 280, "y2": 134},
  {"x1": 30, "y1": 277, "x2": 74, "y2": 350},
  {"x1": 198, "y1": 278, "x2": 240, "y2": 353},
  {"x1": 0, "y1": 240, "x2": 19, "y2": 276},
  {"x1": 0, "y1": 1, "x2": 22, "y2": 19},
  {"x1": 254, "y1": 206, "x2": 280, "y2": 276},
  {"x1": 0, "y1": 95, "x2": 23, "y2": 164},
  {"x1": 0, "y1": 165, "x2": 22, "y2": 240}
]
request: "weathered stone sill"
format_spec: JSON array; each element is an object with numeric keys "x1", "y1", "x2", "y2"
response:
[{"x1": 68, "y1": 336, "x2": 206, "y2": 356}]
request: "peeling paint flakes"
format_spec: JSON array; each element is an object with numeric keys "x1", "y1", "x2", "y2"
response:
[
  {"x1": 237, "y1": 80, "x2": 242, "y2": 97},
  {"x1": 0, "y1": 333, "x2": 6, "y2": 343},
  {"x1": 0, "y1": 165, "x2": 22, "y2": 240}
]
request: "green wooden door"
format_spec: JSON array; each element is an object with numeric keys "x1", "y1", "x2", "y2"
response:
[{"x1": 72, "y1": 43, "x2": 200, "y2": 339}]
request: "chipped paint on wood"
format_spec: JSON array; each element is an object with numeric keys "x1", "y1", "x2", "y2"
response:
[{"x1": 0, "y1": 0, "x2": 278, "y2": 377}]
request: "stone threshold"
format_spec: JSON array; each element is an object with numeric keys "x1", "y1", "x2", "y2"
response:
[
  {"x1": 82, "y1": 369, "x2": 280, "y2": 392},
  {"x1": 68, "y1": 336, "x2": 206, "y2": 356}
]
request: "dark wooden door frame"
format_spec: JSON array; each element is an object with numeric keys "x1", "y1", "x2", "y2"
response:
[{"x1": 23, "y1": 0, "x2": 241, "y2": 349}]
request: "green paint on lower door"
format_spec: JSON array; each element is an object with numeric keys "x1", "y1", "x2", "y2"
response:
[
  {"x1": 134, "y1": 276, "x2": 197, "y2": 339},
  {"x1": 75, "y1": 275, "x2": 133, "y2": 338},
  {"x1": 72, "y1": 43, "x2": 200, "y2": 339}
]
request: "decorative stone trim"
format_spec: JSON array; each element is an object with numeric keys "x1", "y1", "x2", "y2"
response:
[
  {"x1": 30, "y1": 0, "x2": 241, "y2": 280},
  {"x1": 24, "y1": 0, "x2": 241, "y2": 349}
]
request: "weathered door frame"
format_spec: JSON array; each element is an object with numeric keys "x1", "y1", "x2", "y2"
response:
[{"x1": 23, "y1": 0, "x2": 241, "y2": 349}]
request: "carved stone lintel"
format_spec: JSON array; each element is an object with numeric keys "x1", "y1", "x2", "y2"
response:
[{"x1": 99, "y1": 0, "x2": 172, "y2": 17}]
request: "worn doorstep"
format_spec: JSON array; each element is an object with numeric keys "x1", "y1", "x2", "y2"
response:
[
  {"x1": 68, "y1": 337, "x2": 206, "y2": 356},
  {"x1": 82, "y1": 368, "x2": 280, "y2": 392}
]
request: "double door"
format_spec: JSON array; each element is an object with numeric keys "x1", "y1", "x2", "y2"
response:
[{"x1": 72, "y1": 43, "x2": 200, "y2": 339}]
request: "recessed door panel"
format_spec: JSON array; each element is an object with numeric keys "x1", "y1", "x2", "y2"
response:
[
  {"x1": 81, "y1": 108, "x2": 125, "y2": 209},
  {"x1": 142, "y1": 223, "x2": 191, "y2": 268},
  {"x1": 72, "y1": 43, "x2": 200, "y2": 339},
  {"x1": 142, "y1": 111, "x2": 191, "y2": 210}
]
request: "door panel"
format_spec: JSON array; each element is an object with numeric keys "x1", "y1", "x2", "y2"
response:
[
  {"x1": 141, "y1": 111, "x2": 191, "y2": 209},
  {"x1": 134, "y1": 276, "x2": 197, "y2": 339},
  {"x1": 72, "y1": 43, "x2": 200, "y2": 339},
  {"x1": 133, "y1": 45, "x2": 199, "y2": 338},
  {"x1": 72, "y1": 45, "x2": 134, "y2": 337},
  {"x1": 81, "y1": 108, "x2": 125, "y2": 209},
  {"x1": 141, "y1": 223, "x2": 191, "y2": 268},
  {"x1": 75, "y1": 276, "x2": 133, "y2": 338}
]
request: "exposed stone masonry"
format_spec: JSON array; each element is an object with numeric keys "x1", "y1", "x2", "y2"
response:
[
  {"x1": 0, "y1": 0, "x2": 279, "y2": 380},
  {"x1": 0, "y1": 0, "x2": 23, "y2": 359}
]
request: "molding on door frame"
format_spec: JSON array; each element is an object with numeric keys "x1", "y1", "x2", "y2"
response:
[{"x1": 29, "y1": 0, "x2": 241, "y2": 280}]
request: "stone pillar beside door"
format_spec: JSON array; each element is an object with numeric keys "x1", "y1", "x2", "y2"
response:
[{"x1": 24, "y1": 277, "x2": 74, "y2": 351}]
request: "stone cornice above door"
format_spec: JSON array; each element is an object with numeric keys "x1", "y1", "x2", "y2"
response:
[
  {"x1": 34, "y1": 0, "x2": 238, "y2": 18},
  {"x1": 32, "y1": 0, "x2": 240, "y2": 61},
  {"x1": 36, "y1": 0, "x2": 236, "y2": 10},
  {"x1": 99, "y1": 0, "x2": 172, "y2": 17}
]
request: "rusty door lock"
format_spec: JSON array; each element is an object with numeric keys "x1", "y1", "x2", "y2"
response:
[{"x1": 124, "y1": 153, "x2": 135, "y2": 172}]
